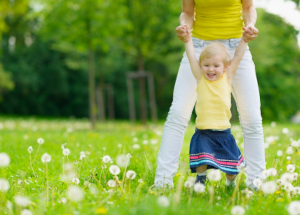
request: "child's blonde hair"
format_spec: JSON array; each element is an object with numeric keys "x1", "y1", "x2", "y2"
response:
[{"x1": 199, "y1": 42, "x2": 231, "y2": 66}]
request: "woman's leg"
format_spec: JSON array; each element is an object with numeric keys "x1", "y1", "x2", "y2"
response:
[
  {"x1": 230, "y1": 49, "x2": 266, "y2": 186},
  {"x1": 154, "y1": 51, "x2": 199, "y2": 186}
]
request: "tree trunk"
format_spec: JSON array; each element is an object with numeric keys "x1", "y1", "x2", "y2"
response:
[{"x1": 138, "y1": 54, "x2": 147, "y2": 125}]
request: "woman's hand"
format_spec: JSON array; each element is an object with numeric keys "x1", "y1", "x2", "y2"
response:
[
  {"x1": 176, "y1": 24, "x2": 192, "y2": 42},
  {"x1": 242, "y1": 25, "x2": 259, "y2": 42}
]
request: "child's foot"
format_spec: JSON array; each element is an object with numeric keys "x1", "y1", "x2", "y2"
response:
[{"x1": 195, "y1": 175, "x2": 207, "y2": 184}]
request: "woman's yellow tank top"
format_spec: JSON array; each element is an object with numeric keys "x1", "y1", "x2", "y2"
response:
[
  {"x1": 195, "y1": 72, "x2": 232, "y2": 130},
  {"x1": 192, "y1": 0, "x2": 244, "y2": 40}
]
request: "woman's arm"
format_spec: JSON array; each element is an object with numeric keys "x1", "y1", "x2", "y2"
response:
[
  {"x1": 242, "y1": 0, "x2": 259, "y2": 42},
  {"x1": 176, "y1": 0, "x2": 195, "y2": 42},
  {"x1": 226, "y1": 38, "x2": 248, "y2": 80},
  {"x1": 185, "y1": 38, "x2": 201, "y2": 83}
]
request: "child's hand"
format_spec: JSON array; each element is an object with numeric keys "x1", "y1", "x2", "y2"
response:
[
  {"x1": 176, "y1": 24, "x2": 191, "y2": 42},
  {"x1": 242, "y1": 25, "x2": 258, "y2": 42}
]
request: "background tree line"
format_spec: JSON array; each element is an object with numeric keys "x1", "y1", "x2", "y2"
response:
[{"x1": 0, "y1": 0, "x2": 300, "y2": 122}]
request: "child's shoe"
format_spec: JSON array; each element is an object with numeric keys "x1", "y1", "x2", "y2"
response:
[{"x1": 195, "y1": 175, "x2": 207, "y2": 184}]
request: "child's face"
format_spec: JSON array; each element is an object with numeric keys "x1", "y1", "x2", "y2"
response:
[{"x1": 200, "y1": 54, "x2": 227, "y2": 81}]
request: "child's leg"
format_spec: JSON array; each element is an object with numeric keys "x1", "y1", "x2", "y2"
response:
[
  {"x1": 226, "y1": 174, "x2": 237, "y2": 186},
  {"x1": 196, "y1": 165, "x2": 207, "y2": 174}
]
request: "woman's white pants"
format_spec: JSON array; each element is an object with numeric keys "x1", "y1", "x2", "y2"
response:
[{"x1": 155, "y1": 38, "x2": 266, "y2": 186}]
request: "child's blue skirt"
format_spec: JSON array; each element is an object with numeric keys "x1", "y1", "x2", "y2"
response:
[{"x1": 189, "y1": 128, "x2": 244, "y2": 175}]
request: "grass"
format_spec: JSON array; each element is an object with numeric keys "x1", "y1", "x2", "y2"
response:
[{"x1": 0, "y1": 117, "x2": 299, "y2": 215}]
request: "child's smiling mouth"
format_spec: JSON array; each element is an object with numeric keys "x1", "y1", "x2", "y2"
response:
[{"x1": 207, "y1": 73, "x2": 215, "y2": 78}]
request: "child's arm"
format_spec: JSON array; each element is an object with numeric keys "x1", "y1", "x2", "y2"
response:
[
  {"x1": 185, "y1": 39, "x2": 202, "y2": 83},
  {"x1": 226, "y1": 38, "x2": 248, "y2": 80}
]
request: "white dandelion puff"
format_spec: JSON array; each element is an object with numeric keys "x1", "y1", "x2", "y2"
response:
[
  {"x1": 281, "y1": 173, "x2": 294, "y2": 184},
  {"x1": 0, "y1": 153, "x2": 10, "y2": 167},
  {"x1": 116, "y1": 154, "x2": 130, "y2": 168},
  {"x1": 102, "y1": 155, "x2": 112, "y2": 163},
  {"x1": 37, "y1": 138, "x2": 44, "y2": 144},
  {"x1": 6, "y1": 200, "x2": 12, "y2": 210},
  {"x1": 231, "y1": 205, "x2": 245, "y2": 215},
  {"x1": 14, "y1": 195, "x2": 31, "y2": 207},
  {"x1": 293, "y1": 187, "x2": 300, "y2": 196},
  {"x1": 184, "y1": 180, "x2": 194, "y2": 188},
  {"x1": 157, "y1": 196, "x2": 170, "y2": 207},
  {"x1": 126, "y1": 170, "x2": 136, "y2": 180},
  {"x1": 61, "y1": 143, "x2": 67, "y2": 150},
  {"x1": 79, "y1": 154, "x2": 86, "y2": 160},
  {"x1": 60, "y1": 197, "x2": 67, "y2": 204},
  {"x1": 41, "y1": 153, "x2": 51, "y2": 163},
  {"x1": 138, "y1": 179, "x2": 144, "y2": 183},
  {"x1": 287, "y1": 147, "x2": 294, "y2": 155},
  {"x1": 293, "y1": 173, "x2": 298, "y2": 180},
  {"x1": 109, "y1": 165, "x2": 120, "y2": 175},
  {"x1": 207, "y1": 170, "x2": 221, "y2": 181},
  {"x1": 253, "y1": 179, "x2": 263, "y2": 189},
  {"x1": 194, "y1": 183, "x2": 205, "y2": 193},
  {"x1": 63, "y1": 148, "x2": 70, "y2": 156},
  {"x1": 126, "y1": 153, "x2": 132, "y2": 159},
  {"x1": 133, "y1": 137, "x2": 138, "y2": 142},
  {"x1": 72, "y1": 178, "x2": 80, "y2": 185},
  {"x1": 107, "y1": 179, "x2": 117, "y2": 188},
  {"x1": 291, "y1": 141, "x2": 300, "y2": 148},
  {"x1": 267, "y1": 168, "x2": 277, "y2": 177},
  {"x1": 271, "y1": 121, "x2": 276, "y2": 127},
  {"x1": 277, "y1": 150, "x2": 283, "y2": 156},
  {"x1": 0, "y1": 179, "x2": 10, "y2": 192},
  {"x1": 66, "y1": 185, "x2": 84, "y2": 202},
  {"x1": 282, "y1": 128, "x2": 289, "y2": 134},
  {"x1": 287, "y1": 164, "x2": 296, "y2": 173},
  {"x1": 284, "y1": 183, "x2": 294, "y2": 192},
  {"x1": 27, "y1": 146, "x2": 33, "y2": 154},
  {"x1": 142, "y1": 140, "x2": 149, "y2": 145},
  {"x1": 150, "y1": 139, "x2": 158, "y2": 144},
  {"x1": 287, "y1": 156, "x2": 292, "y2": 161},
  {"x1": 288, "y1": 201, "x2": 300, "y2": 215},
  {"x1": 262, "y1": 181, "x2": 277, "y2": 194},
  {"x1": 132, "y1": 144, "x2": 140, "y2": 149},
  {"x1": 89, "y1": 185, "x2": 99, "y2": 195},
  {"x1": 21, "y1": 209, "x2": 32, "y2": 215}
]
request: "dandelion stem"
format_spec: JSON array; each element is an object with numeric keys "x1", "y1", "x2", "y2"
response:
[
  {"x1": 29, "y1": 153, "x2": 36, "y2": 177},
  {"x1": 46, "y1": 162, "x2": 49, "y2": 207},
  {"x1": 29, "y1": 144, "x2": 41, "y2": 169}
]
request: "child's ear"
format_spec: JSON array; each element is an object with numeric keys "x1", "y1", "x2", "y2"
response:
[{"x1": 224, "y1": 63, "x2": 230, "y2": 71}]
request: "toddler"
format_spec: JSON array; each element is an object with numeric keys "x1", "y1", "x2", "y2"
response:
[{"x1": 184, "y1": 27, "x2": 248, "y2": 186}]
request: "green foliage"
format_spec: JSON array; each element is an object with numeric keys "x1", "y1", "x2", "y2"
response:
[
  {"x1": 0, "y1": 63, "x2": 14, "y2": 101},
  {"x1": 250, "y1": 9, "x2": 300, "y2": 121}
]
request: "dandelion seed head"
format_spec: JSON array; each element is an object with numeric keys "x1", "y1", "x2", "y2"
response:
[
  {"x1": 102, "y1": 155, "x2": 112, "y2": 163},
  {"x1": 60, "y1": 197, "x2": 67, "y2": 204},
  {"x1": 27, "y1": 146, "x2": 33, "y2": 154},
  {"x1": 253, "y1": 179, "x2": 263, "y2": 189},
  {"x1": 116, "y1": 155, "x2": 130, "y2": 168},
  {"x1": 0, "y1": 179, "x2": 10, "y2": 192},
  {"x1": 281, "y1": 173, "x2": 294, "y2": 184},
  {"x1": 293, "y1": 173, "x2": 298, "y2": 180},
  {"x1": 231, "y1": 205, "x2": 245, "y2": 215},
  {"x1": 150, "y1": 139, "x2": 158, "y2": 144},
  {"x1": 14, "y1": 195, "x2": 31, "y2": 207},
  {"x1": 132, "y1": 144, "x2": 140, "y2": 149},
  {"x1": 142, "y1": 140, "x2": 149, "y2": 145},
  {"x1": 271, "y1": 121, "x2": 276, "y2": 127},
  {"x1": 293, "y1": 187, "x2": 300, "y2": 196},
  {"x1": 6, "y1": 200, "x2": 12, "y2": 210},
  {"x1": 207, "y1": 170, "x2": 221, "y2": 181},
  {"x1": 157, "y1": 196, "x2": 170, "y2": 207},
  {"x1": 21, "y1": 209, "x2": 32, "y2": 215},
  {"x1": 287, "y1": 156, "x2": 292, "y2": 161},
  {"x1": 284, "y1": 183, "x2": 294, "y2": 192},
  {"x1": 37, "y1": 138, "x2": 44, "y2": 144},
  {"x1": 267, "y1": 168, "x2": 277, "y2": 177},
  {"x1": 262, "y1": 181, "x2": 277, "y2": 194},
  {"x1": 61, "y1": 143, "x2": 67, "y2": 150},
  {"x1": 109, "y1": 165, "x2": 120, "y2": 175},
  {"x1": 287, "y1": 147, "x2": 294, "y2": 155},
  {"x1": 0, "y1": 153, "x2": 10, "y2": 167},
  {"x1": 79, "y1": 154, "x2": 86, "y2": 160},
  {"x1": 277, "y1": 150, "x2": 283, "y2": 156},
  {"x1": 184, "y1": 180, "x2": 194, "y2": 188},
  {"x1": 41, "y1": 153, "x2": 51, "y2": 163},
  {"x1": 133, "y1": 137, "x2": 138, "y2": 142},
  {"x1": 63, "y1": 148, "x2": 71, "y2": 156},
  {"x1": 72, "y1": 178, "x2": 80, "y2": 185},
  {"x1": 89, "y1": 185, "x2": 99, "y2": 195},
  {"x1": 288, "y1": 201, "x2": 300, "y2": 215},
  {"x1": 66, "y1": 185, "x2": 84, "y2": 202},
  {"x1": 194, "y1": 183, "x2": 205, "y2": 193},
  {"x1": 292, "y1": 141, "x2": 300, "y2": 148},
  {"x1": 126, "y1": 170, "x2": 136, "y2": 180},
  {"x1": 282, "y1": 128, "x2": 289, "y2": 134},
  {"x1": 107, "y1": 179, "x2": 117, "y2": 188},
  {"x1": 138, "y1": 179, "x2": 144, "y2": 183},
  {"x1": 287, "y1": 164, "x2": 296, "y2": 173},
  {"x1": 126, "y1": 153, "x2": 132, "y2": 159}
]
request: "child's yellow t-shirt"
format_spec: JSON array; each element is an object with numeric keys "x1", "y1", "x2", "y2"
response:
[{"x1": 195, "y1": 72, "x2": 232, "y2": 129}]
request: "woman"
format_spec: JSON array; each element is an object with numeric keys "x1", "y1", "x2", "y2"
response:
[{"x1": 155, "y1": 0, "x2": 266, "y2": 189}]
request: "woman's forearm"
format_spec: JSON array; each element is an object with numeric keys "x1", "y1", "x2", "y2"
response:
[
  {"x1": 243, "y1": 4, "x2": 257, "y2": 26},
  {"x1": 179, "y1": 11, "x2": 194, "y2": 30}
]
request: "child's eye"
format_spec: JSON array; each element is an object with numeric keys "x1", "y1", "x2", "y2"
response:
[{"x1": 215, "y1": 65, "x2": 219, "y2": 67}]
